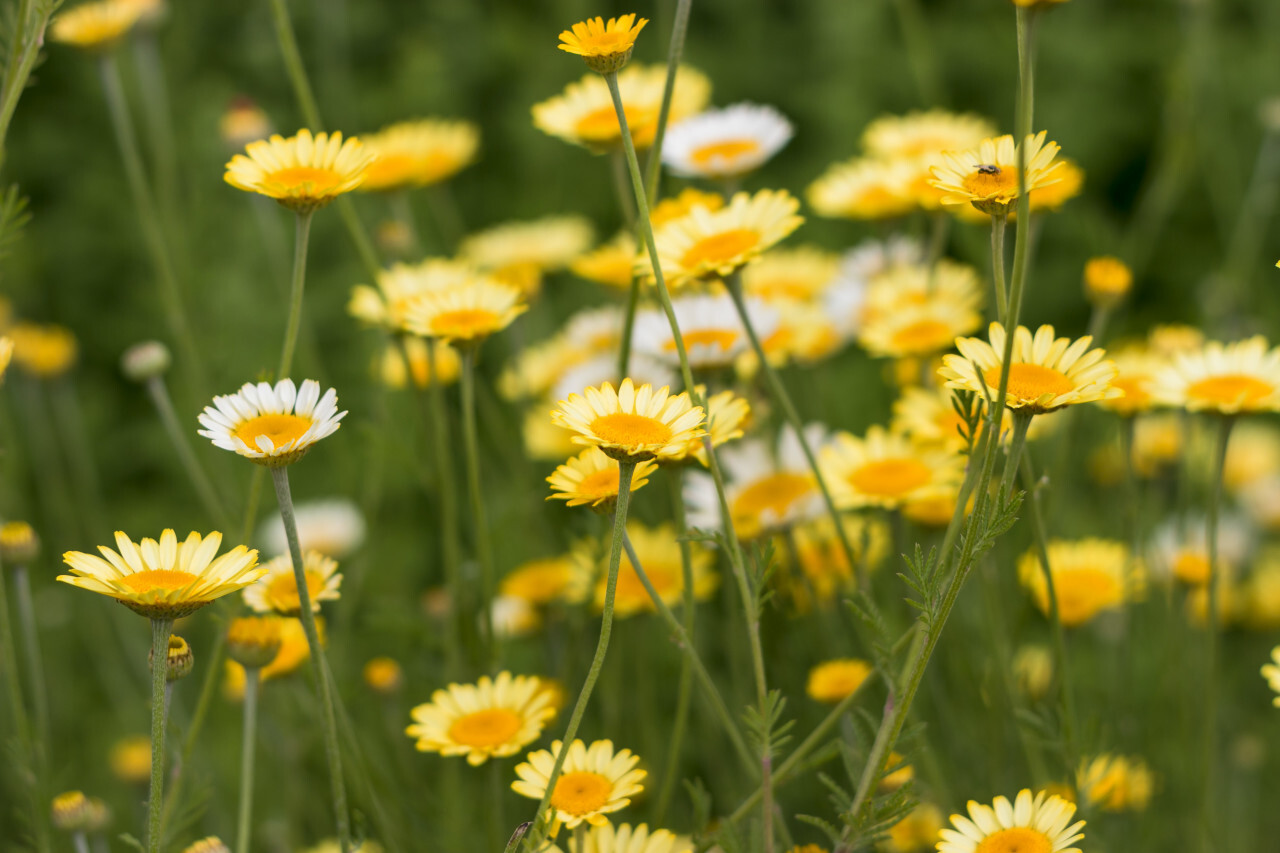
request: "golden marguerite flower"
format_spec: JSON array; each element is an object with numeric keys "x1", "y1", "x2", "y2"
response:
[
  {"x1": 1018, "y1": 538, "x2": 1141, "y2": 627},
  {"x1": 363, "y1": 657, "x2": 403, "y2": 694},
  {"x1": 1262, "y1": 647, "x2": 1280, "y2": 708},
  {"x1": 783, "y1": 516, "x2": 889, "y2": 611},
  {"x1": 939, "y1": 790, "x2": 1084, "y2": 853},
  {"x1": 198, "y1": 379, "x2": 346, "y2": 467},
  {"x1": 741, "y1": 246, "x2": 839, "y2": 305},
  {"x1": 862, "y1": 258, "x2": 984, "y2": 320},
  {"x1": 568, "y1": 521, "x2": 717, "y2": 617},
  {"x1": 1076, "y1": 754, "x2": 1154, "y2": 812},
  {"x1": 109, "y1": 735, "x2": 151, "y2": 784},
  {"x1": 650, "y1": 187, "x2": 724, "y2": 226},
  {"x1": 647, "y1": 189, "x2": 803, "y2": 287},
  {"x1": 807, "y1": 157, "x2": 916, "y2": 220},
  {"x1": 1150, "y1": 335, "x2": 1280, "y2": 415},
  {"x1": 820, "y1": 426, "x2": 963, "y2": 511},
  {"x1": 10, "y1": 323, "x2": 77, "y2": 377},
  {"x1": 858, "y1": 296, "x2": 981, "y2": 359},
  {"x1": 225, "y1": 615, "x2": 284, "y2": 669},
  {"x1": 512, "y1": 739, "x2": 646, "y2": 830},
  {"x1": 50, "y1": 0, "x2": 143, "y2": 49},
  {"x1": 862, "y1": 110, "x2": 996, "y2": 161},
  {"x1": 0, "y1": 520, "x2": 39, "y2": 564},
  {"x1": 243, "y1": 550, "x2": 342, "y2": 616},
  {"x1": 544, "y1": 822, "x2": 693, "y2": 853},
  {"x1": 378, "y1": 336, "x2": 462, "y2": 390},
  {"x1": 572, "y1": 233, "x2": 639, "y2": 289},
  {"x1": 1083, "y1": 256, "x2": 1133, "y2": 307},
  {"x1": 552, "y1": 378, "x2": 705, "y2": 462},
  {"x1": 350, "y1": 257, "x2": 478, "y2": 330},
  {"x1": 402, "y1": 279, "x2": 527, "y2": 344},
  {"x1": 632, "y1": 293, "x2": 774, "y2": 369},
  {"x1": 548, "y1": 447, "x2": 657, "y2": 509},
  {"x1": 51, "y1": 791, "x2": 94, "y2": 832},
  {"x1": 500, "y1": 556, "x2": 576, "y2": 606},
  {"x1": 225, "y1": 617, "x2": 320, "y2": 699},
  {"x1": 670, "y1": 388, "x2": 752, "y2": 466},
  {"x1": 461, "y1": 215, "x2": 594, "y2": 296},
  {"x1": 806, "y1": 658, "x2": 873, "y2": 703},
  {"x1": 59, "y1": 530, "x2": 262, "y2": 619},
  {"x1": 558, "y1": 14, "x2": 648, "y2": 73},
  {"x1": 181, "y1": 838, "x2": 230, "y2": 853},
  {"x1": 358, "y1": 119, "x2": 479, "y2": 192},
  {"x1": 220, "y1": 97, "x2": 272, "y2": 150},
  {"x1": 224, "y1": 129, "x2": 375, "y2": 212},
  {"x1": 1027, "y1": 158, "x2": 1083, "y2": 212},
  {"x1": 1098, "y1": 346, "x2": 1163, "y2": 416},
  {"x1": 930, "y1": 131, "x2": 1064, "y2": 215},
  {"x1": 891, "y1": 387, "x2": 973, "y2": 452},
  {"x1": 940, "y1": 323, "x2": 1121, "y2": 415},
  {"x1": 406, "y1": 671, "x2": 557, "y2": 766}
]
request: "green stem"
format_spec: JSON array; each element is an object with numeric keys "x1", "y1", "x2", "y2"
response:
[
  {"x1": 131, "y1": 32, "x2": 178, "y2": 219},
  {"x1": 269, "y1": 466, "x2": 351, "y2": 852},
  {"x1": 640, "y1": 0, "x2": 693, "y2": 205},
  {"x1": 421, "y1": 338, "x2": 464, "y2": 671},
  {"x1": 999, "y1": 411, "x2": 1033, "y2": 501},
  {"x1": 266, "y1": 0, "x2": 321, "y2": 128},
  {"x1": 389, "y1": 191, "x2": 423, "y2": 256},
  {"x1": 235, "y1": 668, "x2": 261, "y2": 853},
  {"x1": 160, "y1": 623, "x2": 227, "y2": 836},
  {"x1": 460, "y1": 346, "x2": 497, "y2": 669},
  {"x1": 0, "y1": 0, "x2": 52, "y2": 170},
  {"x1": 145, "y1": 376, "x2": 232, "y2": 530},
  {"x1": 146, "y1": 618, "x2": 173, "y2": 853},
  {"x1": 1085, "y1": 303, "x2": 1111, "y2": 343},
  {"x1": 0, "y1": 566, "x2": 33, "y2": 749},
  {"x1": 1201, "y1": 414, "x2": 1235, "y2": 850},
  {"x1": 891, "y1": 0, "x2": 942, "y2": 105},
  {"x1": 12, "y1": 566, "x2": 48, "y2": 761},
  {"x1": 525, "y1": 462, "x2": 636, "y2": 842},
  {"x1": 989, "y1": 212, "x2": 1009, "y2": 323},
  {"x1": 278, "y1": 209, "x2": 314, "y2": 379}
]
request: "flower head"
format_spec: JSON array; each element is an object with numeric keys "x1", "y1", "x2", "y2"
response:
[
  {"x1": 226, "y1": 615, "x2": 284, "y2": 669},
  {"x1": 543, "y1": 823, "x2": 693, "y2": 853},
  {"x1": 243, "y1": 550, "x2": 342, "y2": 616},
  {"x1": 500, "y1": 556, "x2": 576, "y2": 606},
  {"x1": 552, "y1": 378, "x2": 705, "y2": 462},
  {"x1": 568, "y1": 521, "x2": 717, "y2": 617},
  {"x1": 406, "y1": 672, "x2": 557, "y2": 766},
  {"x1": 1151, "y1": 336, "x2": 1280, "y2": 414},
  {"x1": 224, "y1": 129, "x2": 374, "y2": 212},
  {"x1": 512, "y1": 739, "x2": 646, "y2": 829},
  {"x1": 257, "y1": 498, "x2": 366, "y2": 559},
  {"x1": 1084, "y1": 256, "x2": 1133, "y2": 307},
  {"x1": 558, "y1": 14, "x2": 648, "y2": 73},
  {"x1": 939, "y1": 790, "x2": 1083, "y2": 853},
  {"x1": 358, "y1": 119, "x2": 479, "y2": 191},
  {"x1": 548, "y1": 447, "x2": 656, "y2": 510},
  {"x1": 662, "y1": 103, "x2": 793, "y2": 179},
  {"x1": 198, "y1": 379, "x2": 346, "y2": 467},
  {"x1": 807, "y1": 157, "x2": 916, "y2": 220},
  {"x1": 820, "y1": 426, "x2": 963, "y2": 510},
  {"x1": 350, "y1": 257, "x2": 478, "y2": 330},
  {"x1": 1076, "y1": 754, "x2": 1154, "y2": 812},
  {"x1": 402, "y1": 279, "x2": 527, "y2": 344},
  {"x1": 862, "y1": 110, "x2": 996, "y2": 161},
  {"x1": 10, "y1": 323, "x2": 77, "y2": 377},
  {"x1": 930, "y1": 131, "x2": 1064, "y2": 215},
  {"x1": 806, "y1": 658, "x2": 873, "y2": 703},
  {"x1": 1018, "y1": 539, "x2": 1142, "y2": 627},
  {"x1": 51, "y1": 0, "x2": 144, "y2": 49}
]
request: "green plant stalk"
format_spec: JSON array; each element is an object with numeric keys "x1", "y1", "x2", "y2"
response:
[
  {"x1": 12, "y1": 565, "x2": 48, "y2": 761},
  {"x1": 999, "y1": 412, "x2": 1033, "y2": 501},
  {"x1": 989, "y1": 211, "x2": 1009, "y2": 323},
  {"x1": 145, "y1": 375, "x2": 233, "y2": 530},
  {"x1": 270, "y1": 466, "x2": 351, "y2": 853},
  {"x1": 388, "y1": 191, "x2": 423, "y2": 256},
  {"x1": 131, "y1": 31, "x2": 178, "y2": 219},
  {"x1": 640, "y1": 0, "x2": 693, "y2": 205},
  {"x1": 146, "y1": 618, "x2": 174, "y2": 853},
  {"x1": 1213, "y1": 126, "x2": 1280, "y2": 329},
  {"x1": 459, "y1": 346, "x2": 497, "y2": 668},
  {"x1": 0, "y1": 0, "x2": 53, "y2": 168},
  {"x1": 426, "y1": 338, "x2": 465, "y2": 668},
  {"x1": 526, "y1": 462, "x2": 636, "y2": 843},
  {"x1": 235, "y1": 668, "x2": 262, "y2": 853},
  {"x1": 891, "y1": 0, "x2": 942, "y2": 105},
  {"x1": 160, "y1": 624, "x2": 228, "y2": 838},
  {"x1": 924, "y1": 212, "x2": 950, "y2": 294},
  {"x1": 50, "y1": 379, "x2": 107, "y2": 537},
  {"x1": 1085, "y1": 303, "x2": 1112, "y2": 343},
  {"x1": 71, "y1": 834, "x2": 89, "y2": 853},
  {"x1": 0, "y1": 566, "x2": 34, "y2": 753},
  {"x1": 278, "y1": 209, "x2": 315, "y2": 379}
]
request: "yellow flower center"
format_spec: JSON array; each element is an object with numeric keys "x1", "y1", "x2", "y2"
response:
[
  {"x1": 689, "y1": 138, "x2": 761, "y2": 167},
  {"x1": 577, "y1": 468, "x2": 620, "y2": 501},
  {"x1": 363, "y1": 153, "x2": 415, "y2": 185},
  {"x1": 446, "y1": 708, "x2": 523, "y2": 748},
  {"x1": 550, "y1": 771, "x2": 613, "y2": 816},
  {"x1": 575, "y1": 105, "x2": 654, "y2": 143},
  {"x1": 119, "y1": 569, "x2": 199, "y2": 594},
  {"x1": 265, "y1": 569, "x2": 327, "y2": 612},
  {"x1": 680, "y1": 228, "x2": 761, "y2": 270},
  {"x1": 667, "y1": 328, "x2": 739, "y2": 353},
  {"x1": 430, "y1": 308, "x2": 501, "y2": 339},
  {"x1": 983, "y1": 363, "x2": 1074, "y2": 404},
  {"x1": 1186, "y1": 374, "x2": 1275, "y2": 408},
  {"x1": 974, "y1": 827, "x2": 1053, "y2": 853},
  {"x1": 849, "y1": 458, "x2": 932, "y2": 498},
  {"x1": 233, "y1": 413, "x2": 313, "y2": 452},
  {"x1": 589, "y1": 412, "x2": 673, "y2": 448},
  {"x1": 961, "y1": 167, "x2": 1020, "y2": 200},
  {"x1": 1052, "y1": 567, "x2": 1121, "y2": 626},
  {"x1": 1173, "y1": 551, "x2": 1210, "y2": 585},
  {"x1": 731, "y1": 472, "x2": 815, "y2": 533},
  {"x1": 890, "y1": 319, "x2": 954, "y2": 354},
  {"x1": 264, "y1": 166, "x2": 342, "y2": 195},
  {"x1": 856, "y1": 186, "x2": 905, "y2": 213}
]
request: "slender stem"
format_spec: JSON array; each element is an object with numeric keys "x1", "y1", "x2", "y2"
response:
[
  {"x1": 924, "y1": 212, "x2": 950, "y2": 294},
  {"x1": 278, "y1": 210, "x2": 315, "y2": 379},
  {"x1": 269, "y1": 466, "x2": 351, "y2": 852},
  {"x1": 573, "y1": 823, "x2": 585, "y2": 853},
  {"x1": 999, "y1": 412, "x2": 1033, "y2": 501},
  {"x1": 389, "y1": 191, "x2": 423, "y2": 256},
  {"x1": 145, "y1": 376, "x2": 232, "y2": 529},
  {"x1": 12, "y1": 566, "x2": 48, "y2": 760},
  {"x1": 72, "y1": 834, "x2": 90, "y2": 853},
  {"x1": 890, "y1": 0, "x2": 942, "y2": 105},
  {"x1": 1085, "y1": 303, "x2": 1111, "y2": 343},
  {"x1": 421, "y1": 338, "x2": 464, "y2": 670},
  {"x1": 266, "y1": 0, "x2": 322, "y2": 128},
  {"x1": 526, "y1": 463, "x2": 636, "y2": 841},
  {"x1": 131, "y1": 33, "x2": 178, "y2": 218},
  {"x1": 146, "y1": 618, "x2": 173, "y2": 853},
  {"x1": 1201, "y1": 415, "x2": 1235, "y2": 850},
  {"x1": 161, "y1": 626, "x2": 228, "y2": 836},
  {"x1": 0, "y1": 0, "x2": 46, "y2": 163},
  {"x1": 640, "y1": 0, "x2": 693, "y2": 205},
  {"x1": 460, "y1": 346, "x2": 496, "y2": 668},
  {"x1": 235, "y1": 669, "x2": 261, "y2": 853},
  {"x1": 989, "y1": 212, "x2": 1009, "y2": 323},
  {"x1": 610, "y1": 150, "x2": 637, "y2": 232},
  {"x1": 0, "y1": 566, "x2": 33, "y2": 748}
]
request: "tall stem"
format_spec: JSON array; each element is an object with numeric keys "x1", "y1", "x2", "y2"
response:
[
  {"x1": 278, "y1": 210, "x2": 315, "y2": 379},
  {"x1": 0, "y1": 566, "x2": 33, "y2": 747},
  {"x1": 421, "y1": 338, "x2": 464, "y2": 670},
  {"x1": 235, "y1": 668, "x2": 261, "y2": 853},
  {"x1": 146, "y1": 618, "x2": 173, "y2": 853},
  {"x1": 269, "y1": 466, "x2": 351, "y2": 852},
  {"x1": 145, "y1": 376, "x2": 233, "y2": 529},
  {"x1": 0, "y1": 0, "x2": 50, "y2": 163},
  {"x1": 989, "y1": 212, "x2": 1009, "y2": 323},
  {"x1": 160, "y1": 627, "x2": 228, "y2": 837},
  {"x1": 640, "y1": 0, "x2": 693, "y2": 205},
  {"x1": 460, "y1": 346, "x2": 496, "y2": 668},
  {"x1": 890, "y1": 0, "x2": 942, "y2": 105},
  {"x1": 12, "y1": 566, "x2": 48, "y2": 760}
]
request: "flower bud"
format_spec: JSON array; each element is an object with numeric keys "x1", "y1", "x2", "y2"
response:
[
  {"x1": 151, "y1": 635, "x2": 194, "y2": 682},
  {"x1": 121, "y1": 340, "x2": 172, "y2": 382},
  {"x1": 0, "y1": 520, "x2": 39, "y2": 564},
  {"x1": 226, "y1": 616, "x2": 283, "y2": 669},
  {"x1": 1083, "y1": 256, "x2": 1133, "y2": 307},
  {"x1": 363, "y1": 656, "x2": 403, "y2": 695},
  {"x1": 51, "y1": 791, "x2": 92, "y2": 833}
]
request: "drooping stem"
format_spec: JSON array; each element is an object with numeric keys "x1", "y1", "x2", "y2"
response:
[
  {"x1": 235, "y1": 668, "x2": 261, "y2": 853},
  {"x1": 269, "y1": 466, "x2": 351, "y2": 853},
  {"x1": 459, "y1": 346, "x2": 497, "y2": 668},
  {"x1": 278, "y1": 209, "x2": 315, "y2": 379},
  {"x1": 12, "y1": 566, "x2": 48, "y2": 760},
  {"x1": 146, "y1": 618, "x2": 174, "y2": 853},
  {"x1": 145, "y1": 376, "x2": 233, "y2": 529}
]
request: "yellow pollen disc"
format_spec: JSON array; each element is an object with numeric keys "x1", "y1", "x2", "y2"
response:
[
  {"x1": 849, "y1": 458, "x2": 931, "y2": 498},
  {"x1": 119, "y1": 569, "x2": 199, "y2": 594},
  {"x1": 446, "y1": 708, "x2": 523, "y2": 748},
  {"x1": 264, "y1": 166, "x2": 342, "y2": 194},
  {"x1": 974, "y1": 827, "x2": 1053, "y2": 853},
  {"x1": 858, "y1": 187, "x2": 902, "y2": 212},
  {"x1": 667, "y1": 328, "x2": 739, "y2": 352},
  {"x1": 731, "y1": 473, "x2": 815, "y2": 530},
  {"x1": 690, "y1": 138, "x2": 761, "y2": 166},
  {"x1": 431, "y1": 308, "x2": 500, "y2": 338},
  {"x1": 233, "y1": 413, "x2": 313, "y2": 451},
  {"x1": 680, "y1": 228, "x2": 761, "y2": 269},
  {"x1": 890, "y1": 319, "x2": 953, "y2": 353},
  {"x1": 266, "y1": 570, "x2": 326, "y2": 610},
  {"x1": 1173, "y1": 551, "x2": 1210, "y2": 585},
  {"x1": 589, "y1": 412, "x2": 673, "y2": 449},
  {"x1": 577, "y1": 468, "x2": 620, "y2": 500},
  {"x1": 1053, "y1": 568, "x2": 1121, "y2": 626},
  {"x1": 1186, "y1": 374, "x2": 1275, "y2": 407},
  {"x1": 550, "y1": 771, "x2": 613, "y2": 815},
  {"x1": 580, "y1": 32, "x2": 630, "y2": 52},
  {"x1": 962, "y1": 168, "x2": 1020, "y2": 200},
  {"x1": 984, "y1": 364, "x2": 1074, "y2": 403}
]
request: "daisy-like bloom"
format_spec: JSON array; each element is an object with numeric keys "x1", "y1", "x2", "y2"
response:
[
  {"x1": 891, "y1": 387, "x2": 974, "y2": 452},
  {"x1": 182, "y1": 839, "x2": 230, "y2": 853},
  {"x1": 783, "y1": 515, "x2": 889, "y2": 611},
  {"x1": 633, "y1": 294, "x2": 777, "y2": 369},
  {"x1": 358, "y1": 119, "x2": 479, "y2": 192},
  {"x1": 243, "y1": 549, "x2": 342, "y2": 615},
  {"x1": 0, "y1": 520, "x2": 39, "y2": 564},
  {"x1": 1148, "y1": 323, "x2": 1205, "y2": 359},
  {"x1": 50, "y1": 0, "x2": 144, "y2": 49},
  {"x1": 858, "y1": 297, "x2": 981, "y2": 359},
  {"x1": 820, "y1": 426, "x2": 964, "y2": 511},
  {"x1": 940, "y1": 790, "x2": 1083, "y2": 853},
  {"x1": 1027, "y1": 158, "x2": 1084, "y2": 212},
  {"x1": 807, "y1": 157, "x2": 916, "y2": 220},
  {"x1": 1013, "y1": 644, "x2": 1053, "y2": 701},
  {"x1": 533, "y1": 64, "x2": 710, "y2": 153},
  {"x1": 257, "y1": 498, "x2": 365, "y2": 559},
  {"x1": 563, "y1": 305, "x2": 626, "y2": 355},
  {"x1": 568, "y1": 521, "x2": 718, "y2": 617},
  {"x1": 501, "y1": 555, "x2": 576, "y2": 606},
  {"x1": 548, "y1": 447, "x2": 657, "y2": 509},
  {"x1": 1223, "y1": 421, "x2": 1280, "y2": 491},
  {"x1": 225, "y1": 615, "x2": 284, "y2": 669},
  {"x1": 10, "y1": 323, "x2": 77, "y2": 378},
  {"x1": 941, "y1": 323, "x2": 1121, "y2": 415},
  {"x1": 662, "y1": 103, "x2": 793, "y2": 179},
  {"x1": 1083, "y1": 256, "x2": 1133, "y2": 308},
  {"x1": 862, "y1": 259, "x2": 985, "y2": 321},
  {"x1": 930, "y1": 131, "x2": 1065, "y2": 215},
  {"x1": 883, "y1": 803, "x2": 945, "y2": 853},
  {"x1": 198, "y1": 379, "x2": 346, "y2": 467},
  {"x1": 1149, "y1": 515, "x2": 1251, "y2": 587},
  {"x1": 1018, "y1": 539, "x2": 1142, "y2": 627},
  {"x1": 572, "y1": 233, "x2": 640, "y2": 289},
  {"x1": 460, "y1": 216, "x2": 594, "y2": 296},
  {"x1": 670, "y1": 388, "x2": 752, "y2": 466},
  {"x1": 741, "y1": 246, "x2": 839, "y2": 305},
  {"x1": 1097, "y1": 345, "x2": 1163, "y2": 416},
  {"x1": 1262, "y1": 647, "x2": 1280, "y2": 707},
  {"x1": 500, "y1": 336, "x2": 592, "y2": 402},
  {"x1": 220, "y1": 97, "x2": 272, "y2": 150},
  {"x1": 862, "y1": 110, "x2": 996, "y2": 161},
  {"x1": 378, "y1": 337, "x2": 462, "y2": 390},
  {"x1": 1076, "y1": 754, "x2": 1154, "y2": 812},
  {"x1": 558, "y1": 14, "x2": 648, "y2": 73},
  {"x1": 806, "y1": 658, "x2": 873, "y2": 703},
  {"x1": 544, "y1": 822, "x2": 693, "y2": 853},
  {"x1": 646, "y1": 189, "x2": 803, "y2": 286},
  {"x1": 1150, "y1": 335, "x2": 1280, "y2": 414},
  {"x1": 512, "y1": 739, "x2": 646, "y2": 829},
  {"x1": 59, "y1": 530, "x2": 262, "y2": 619},
  {"x1": 406, "y1": 672, "x2": 556, "y2": 766},
  {"x1": 350, "y1": 258, "x2": 479, "y2": 330},
  {"x1": 363, "y1": 657, "x2": 403, "y2": 694},
  {"x1": 754, "y1": 300, "x2": 849, "y2": 367},
  {"x1": 552, "y1": 378, "x2": 705, "y2": 463},
  {"x1": 550, "y1": 355, "x2": 677, "y2": 422},
  {"x1": 224, "y1": 129, "x2": 375, "y2": 212},
  {"x1": 401, "y1": 278, "x2": 527, "y2": 344},
  {"x1": 224, "y1": 617, "x2": 321, "y2": 699},
  {"x1": 51, "y1": 791, "x2": 93, "y2": 833},
  {"x1": 650, "y1": 187, "x2": 724, "y2": 226}
]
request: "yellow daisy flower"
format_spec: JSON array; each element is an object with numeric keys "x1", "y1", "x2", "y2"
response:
[
  {"x1": 633, "y1": 294, "x2": 775, "y2": 369},
  {"x1": 243, "y1": 550, "x2": 342, "y2": 616},
  {"x1": 59, "y1": 530, "x2": 262, "y2": 619},
  {"x1": 402, "y1": 278, "x2": 527, "y2": 344},
  {"x1": 378, "y1": 336, "x2": 462, "y2": 390},
  {"x1": 198, "y1": 379, "x2": 346, "y2": 467},
  {"x1": 940, "y1": 322, "x2": 1121, "y2": 414},
  {"x1": 806, "y1": 658, "x2": 873, "y2": 703},
  {"x1": 0, "y1": 335, "x2": 12, "y2": 382},
  {"x1": 1027, "y1": 158, "x2": 1083, "y2": 212},
  {"x1": 671, "y1": 388, "x2": 752, "y2": 466},
  {"x1": 500, "y1": 556, "x2": 576, "y2": 606},
  {"x1": 572, "y1": 233, "x2": 640, "y2": 289},
  {"x1": 181, "y1": 838, "x2": 229, "y2": 853},
  {"x1": 10, "y1": 323, "x2": 78, "y2": 378},
  {"x1": 1150, "y1": 335, "x2": 1280, "y2": 414},
  {"x1": 1018, "y1": 538, "x2": 1141, "y2": 627},
  {"x1": 647, "y1": 188, "x2": 803, "y2": 286},
  {"x1": 558, "y1": 14, "x2": 648, "y2": 73},
  {"x1": 1076, "y1": 754, "x2": 1154, "y2": 812},
  {"x1": 460, "y1": 215, "x2": 594, "y2": 296},
  {"x1": 807, "y1": 157, "x2": 916, "y2": 220},
  {"x1": 862, "y1": 110, "x2": 996, "y2": 161},
  {"x1": 1098, "y1": 346, "x2": 1164, "y2": 416},
  {"x1": 930, "y1": 131, "x2": 1064, "y2": 215},
  {"x1": 741, "y1": 246, "x2": 839, "y2": 305},
  {"x1": 358, "y1": 119, "x2": 479, "y2": 192},
  {"x1": 51, "y1": 791, "x2": 94, "y2": 832},
  {"x1": 110, "y1": 735, "x2": 152, "y2": 784},
  {"x1": 224, "y1": 616, "x2": 321, "y2": 699},
  {"x1": 511, "y1": 739, "x2": 646, "y2": 829},
  {"x1": 349, "y1": 258, "x2": 478, "y2": 329},
  {"x1": 939, "y1": 790, "x2": 1084, "y2": 853},
  {"x1": 547, "y1": 447, "x2": 657, "y2": 509},
  {"x1": 650, "y1": 187, "x2": 724, "y2": 226},
  {"x1": 552, "y1": 378, "x2": 705, "y2": 463},
  {"x1": 862, "y1": 258, "x2": 985, "y2": 319},
  {"x1": 1262, "y1": 647, "x2": 1280, "y2": 708},
  {"x1": 500, "y1": 336, "x2": 592, "y2": 401},
  {"x1": 50, "y1": 0, "x2": 143, "y2": 49},
  {"x1": 225, "y1": 615, "x2": 284, "y2": 669},
  {"x1": 783, "y1": 515, "x2": 890, "y2": 611},
  {"x1": 1083, "y1": 256, "x2": 1133, "y2": 307},
  {"x1": 858, "y1": 297, "x2": 982, "y2": 359},
  {"x1": 363, "y1": 657, "x2": 403, "y2": 694},
  {"x1": 891, "y1": 387, "x2": 974, "y2": 452},
  {"x1": 220, "y1": 97, "x2": 272, "y2": 150},
  {"x1": 543, "y1": 822, "x2": 693, "y2": 853},
  {"x1": 820, "y1": 426, "x2": 963, "y2": 510},
  {"x1": 405, "y1": 672, "x2": 556, "y2": 766},
  {"x1": 224, "y1": 129, "x2": 375, "y2": 212},
  {"x1": 568, "y1": 521, "x2": 718, "y2": 617}
]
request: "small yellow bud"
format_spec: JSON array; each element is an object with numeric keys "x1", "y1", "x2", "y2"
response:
[
  {"x1": 109, "y1": 735, "x2": 151, "y2": 784},
  {"x1": 51, "y1": 791, "x2": 92, "y2": 833},
  {"x1": 1013, "y1": 644, "x2": 1054, "y2": 700},
  {"x1": 151, "y1": 634, "x2": 194, "y2": 682},
  {"x1": 0, "y1": 521, "x2": 40, "y2": 564},
  {"x1": 1083, "y1": 256, "x2": 1133, "y2": 307},
  {"x1": 226, "y1": 616, "x2": 284, "y2": 669},
  {"x1": 183, "y1": 837, "x2": 232, "y2": 853},
  {"x1": 363, "y1": 657, "x2": 403, "y2": 695}
]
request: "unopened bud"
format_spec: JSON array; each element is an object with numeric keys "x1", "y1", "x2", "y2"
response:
[
  {"x1": 0, "y1": 521, "x2": 39, "y2": 564},
  {"x1": 1083, "y1": 256, "x2": 1132, "y2": 307},
  {"x1": 121, "y1": 341, "x2": 172, "y2": 382},
  {"x1": 363, "y1": 656, "x2": 403, "y2": 695},
  {"x1": 183, "y1": 837, "x2": 231, "y2": 853},
  {"x1": 51, "y1": 791, "x2": 92, "y2": 833},
  {"x1": 226, "y1": 616, "x2": 283, "y2": 669},
  {"x1": 151, "y1": 635, "x2": 194, "y2": 682}
]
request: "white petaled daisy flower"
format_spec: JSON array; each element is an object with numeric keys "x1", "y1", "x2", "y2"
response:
[
  {"x1": 349, "y1": 258, "x2": 478, "y2": 330},
  {"x1": 401, "y1": 278, "x2": 527, "y2": 344},
  {"x1": 930, "y1": 130, "x2": 1064, "y2": 215},
  {"x1": 1262, "y1": 647, "x2": 1280, "y2": 708},
  {"x1": 198, "y1": 379, "x2": 346, "y2": 467},
  {"x1": 632, "y1": 294, "x2": 777, "y2": 369},
  {"x1": 838, "y1": 235, "x2": 924, "y2": 285},
  {"x1": 552, "y1": 378, "x2": 705, "y2": 463},
  {"x1": 938, "y1": 789, "x2": 1085, "y2": 853},
  {"x1": 547, "y1": 447, "x2": 658, "y2": 509},
  {"x1": 662, "y1": 102, "x2": 794, "y2": 179},
  {"x1": 819, "y1": 426, "x2": 964, "y2": 511},
  {"x1": 1150, "y1": 335, "x2": 1280, "y2": 415},
  {"x1": 511, "y1": 739, "x2": 646, "y2": 830},
  {"x1": 940, "y1": 323, "x2": 1121, "y2": 415},
  {"x1": 224, "y1": 129, "x2": 375, "y2": 212},
  {"x1": 243, "y1": 549, "x2": 342, "y2": 616},
  {"x1": 563, "y1": 305, "x2": 626, "y2": 355},
  {"x1": 405, "y1": 672, "x2": 557, "y2": 766},
  {"x1": 257, "y1": 498, "x2": 366, "y2": 559},
  {"x1": 542, "y1": 822, "x2": 693, "y2": 853}
]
